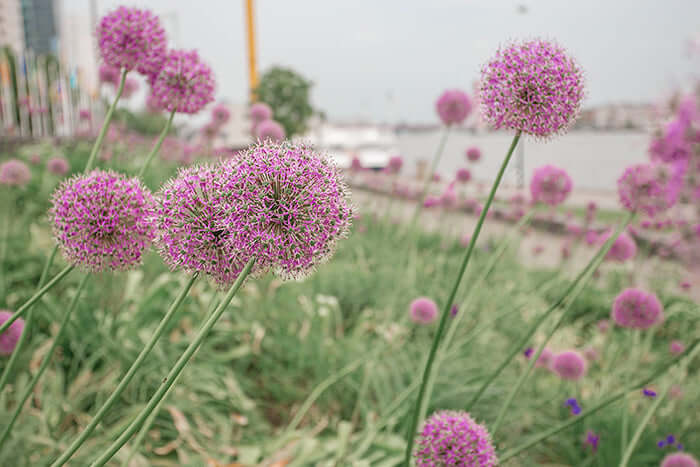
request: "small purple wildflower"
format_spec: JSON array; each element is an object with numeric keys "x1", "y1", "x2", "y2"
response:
[
  {"x1": 414, "y1": 410, "x2": 497, "y2": 467},
  {"x1": 530, "y1": 165, "x2": 573, "y2": 206},
  {"x1": 552, "y1": 351, "x2": 587, "y2": 380},
  {"x1": 524, "y1": 347, "x2": 534, "y2": 358},
  {"x1": 151, "y1": 49, "x2": 215, "y2": 114},
  {"x1": 0, "y1": 159, "x2": 31, "y2": 187},
  {"x1": 255, "y1": 119, "x2": 286, "y2": 142},
  {"x1": 564, "y1": 398, "x2": 581, "y2": 415},
  {"x1": 612, "y1": 288, "x2": 664, "y2": 330},
  {"x1": 667, "y1": 435, "x2": 676, "y2": 444},
  {"x1": 47, "y1": 157, "x2": 70, "y2": 176},
  {"x1": 642, "y1": 388, "x2": 657, "y2": 398},
  {"x1": 585, "y1": 431, "x2": 599, "y2": 452},
  {"x1": 677, "y1": 444, "x2": 684, "y2": 451},
  {"x1": 409, "y1": 297, "x2": 438, "y2": 325},
  {"x1": 0, "y1": 311, "x2": 25, "y2": 355},
  {"x1": 450, "y1": 304, "x2": 458, "y2": 317},
  {"x1": 436, "y1": 90, "x2": 472, "y2": 126},
  {"x1": 661, "y1": 452, "x2": 699, "y2": 467},
  {"x1": 660, "y1": 441, "x2": 667, "y2": 448}
]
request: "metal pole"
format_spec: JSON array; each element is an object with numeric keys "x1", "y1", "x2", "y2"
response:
[{"x1": 244, "y1": 0, "x2": 258, "y2": 102}]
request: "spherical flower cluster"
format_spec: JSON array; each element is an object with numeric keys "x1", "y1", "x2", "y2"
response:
[
  {"x1": 47, "y1": 157, "x2": 70, "y2": 176},
  {"x1": 49, "y1": 170, "x2": 155, "y2": 272},
  {"x1": 409, "y1": 297, "x2": 438, "y2": 324},
  {"x1": 151, "y1": 49, "x2": 215, "y2": 114},
  {"x1": 256, "y1": 119, "x2": 286, "y2": 142},
  {"x1": 223, "y1": 142, "x2": 352, "y2": 279},
  {"x1": 456, "y1": 168, "x2": 472, "y2": 183},
  {"x1": 98, "y1": 63, "x2": 120, "y2": 86},
  {"x1": 530, "y1": 165, "x2": 573, "y2": 206},
  {"x1": 669, "y1": 340, "x2": 685, "y2": 355},
  {"x1": 0, "y1": 310, "x2": 25, "y2": 355},
  {"x1": 466, "y1": 146, "x2": 481, "y2": 162},
  {"x1": 414, "y1": 410, "x2": 497, "y2": 467},
  {"x1": 661, "y1": 453, "x2": 699, "y2": 467},
  {"x1": 436, "y1": 90, "x2": 472, "y2": 126},
  {"x1": 387, "y1": 155, "x2": 403, "y2": 173},
  {"x1": 617, "y1": 163, "x2": 679, "y2": 217},
  {"x1": 551, "y1": 351, "x2": 587, "y2": 380},
  {"x1": 211, "y1": 104, "x2": 231, "y2": 125},
  {"x1": 535, "y1": 347, "x2": 554, "y2": 368},
  {"x1": 0, "y1": 159, "x2": 31, "y2": 187},
  {"x1": 611, "y1": 288, "x2": 664, "y2": 329},
  {"x1": 79, "y1": 109, "x2": 91, "y2": 121},
  {"x1": 479, "y1": 39, "x2": 585, "y2": 138},
  {"x1": 600, "y1": 230, "x2": 637, "y2": 262},
  {"x1": 250, "y1": 102, "x2": 273, "y2": 124},
  {"x1": 96, "y1": 6, "x2": 167, "y2": 78}
]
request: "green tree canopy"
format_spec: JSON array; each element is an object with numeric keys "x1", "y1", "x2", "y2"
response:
[{"x1": 255, "y1": 66, "x2": 314, "y2": 137}]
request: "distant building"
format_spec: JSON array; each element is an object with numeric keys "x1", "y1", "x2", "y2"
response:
[
  {"x1": 58, "y1": 12, "x2": 97, "y2": 92},
  {"x1": 0, "y1": 0, "x2": 25, "y2": 54},
  {"x1": 21, "y1": 0, "x2": 57, "y2": 55},
  {"x1": 577, "y1": 103, "x2": 655, "y2": 131}
]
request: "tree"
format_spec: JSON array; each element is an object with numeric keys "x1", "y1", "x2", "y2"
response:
[{"x1": 255, "y1": 66, "x2": 314, "y2": 137}]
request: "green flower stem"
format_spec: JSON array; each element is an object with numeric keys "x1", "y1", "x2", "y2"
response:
[
  {"x1": 0, "y1": 274, "x2": 89, "y2": 447},
  {"x1": 466, "y1": 212, "x2": 634, "y2": 413},
  {"x1": 84, "y1": 69, "x2": 128, "y2": 173},
  {"x1": 499, "y1": 338, "x2": 700, "y2": 463},
  {"x1": 137, "y1": 109, "x2": 175, "y2": 178},
  {"x1": 89, "y1": 259, "x2": 255, "y2": 467},
  {"x1": 0, "y1": 198, "x2": 12, "y2": 299},
  {"x1": 402, "y1": 131, "x2": 521, "y2": 466},
  {"x1": 50, "y1": 273, "x2": 199, "y2": 467},
  {"x1": 490, "y1": 213, "x2": 634, "y2": 435}
]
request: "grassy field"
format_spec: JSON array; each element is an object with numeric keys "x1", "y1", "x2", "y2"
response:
[{"x1": 0, "y1": 141, "x2": 699, "y2": 466}]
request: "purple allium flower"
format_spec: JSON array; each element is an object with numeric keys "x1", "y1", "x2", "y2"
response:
[
  {"x1": 0, "y1": 310, "x2": 25, "y2": 355},
  {"x1": 642, "y1": 388, "x2": 657, "y2": 398},
  {"x1": 617, "y1": 163, "x2": 679, "y2": 217},
  {"x1": 255, "y1": 119, "x2": 286, "y2": 142},
  {"x1": 456, "y1": 168, "x2": 472, "y2": 183},
  {"x1": 530, "y1": 165, "x2": 573, "y2": 206},
  {"x1": 410, "y1": 297, "x2": 439, "y2": 324},
  {"x1": 47, "y1": 157, "x2": 70, "y2": 176},
  {"x1": 414, "y1": 410, "x2": 497, "y2": 467},
  {"x1": 79, "y1": 109, "x2": 91, "y2": 121},
  {"x1": 661, "y1": 452, "x2": 699, "y2": 467},
  {"x1": 466, "y1": 146, "x2": 481, "y2": 162},
  {"x1": 479, "y1": 39, "x2": 585, "y2": 138},
  {"x1": 49, "y1": 170, "x2": 155, "y2": 272},
  {"x1": 599, "y1": 230, "x2": 637, "y2": 262},
  {"x1": 211, "y1": 103, "x2": 231, "y2": 125},
  {"x1": 387, "y1": 155, "x2": 403, "y2": 173},
  {"x1": 441, "y1": 182, "x2": 458, "y2": 207},
  {"x1": 551, "y1": 350, "x2": 587, "y2": 380},
  {"x1": 535, "y1": 347, "x2": 554, "y2": 368},
  {"x1": 670, "y1": 340, "x2": 685, "y2": 355},
  {"x1": 250, "y1": 102, "x2": 273, "y2": 124},
  {"x1": 98, "y1": 63, "x2": 120, "y2": 86},
  {"x1": 435, "y1": 90, "x2": 472, "y2": 126},
  {"x1": 222, "y1": 142, "x2": 352, "y2": 279},
  {"x1": 612, "y1": 288, "x2": 664, "y2": 330},
  {"x1": 150, "y1": 49, "x2": 215, "y2": 114},
  {"x1": 0, "y1": 159, "x2": 31, "y2": 187},
  {"x1": 585, "y1": 431, "x2": 600, "y2": 452},
  {"x1": 96, "y1": 6, "x2": 167, "y2": 77},
  {"x1": 423, "y1": 196, "x2": 441, "y2": 208}
]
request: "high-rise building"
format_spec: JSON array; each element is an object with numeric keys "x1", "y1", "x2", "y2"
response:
[
  {"x1": 21, "y1": 0, "x2": 57, "y2": 55},
  {"x1": 0, "y1": 0, "x2": 25, "y2": 54}
]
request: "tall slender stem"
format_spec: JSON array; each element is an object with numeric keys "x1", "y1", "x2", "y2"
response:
[
  {"x1": 619, "y1": 386, "x2": 667, "y2": 467},
  {"x1": 137, "y1": 109, "x2": 175, "y2": 178},
  {"x1": 402, "y1": 131, "x2": 521, "y2": 465},
  {"x1": 84, "y1": 69, "x2": 128, "y2": 173},
  {"x1": 49, "y1": 273, "x2": 199, "y2": 467},
  {"x1": 0, "y1": 275, "x2": 89, "y2": 448},
  {"x1": 89, "y1": 259, "x2": 255, "y2": 467}
]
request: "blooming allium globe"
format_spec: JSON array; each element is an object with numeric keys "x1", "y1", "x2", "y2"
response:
[
  {"x1": 414, "y1": 410, "x2": 497, "y2": 467},
  {"x1": 599, "y1": 230, "x2": 637, "y2": 262},
  {"x1": 98, "y1": 63, "x2": 120, "y2": 86},
  {"x1": 0, "y1": 159, "x2": 31, "y2": 187},
  {"x1": 211, "y1": 103, "x2": 231, "y2": 125},
  {"x1": 409, "y1": 297, "x2": 438, "y2": 324},
  {"x1": 387, "y1": 155, "x2": 403, "y2": 173},
  {"x1": 256, "y1": 119, "x2": 286, "y2": 142},
  {"x1": 154, "y1": 163, "x2": 245, "y2": 286},
  {"x1": 222, "y1": 142, "x2": 352, "y2": 279},
  {"x1": 617, "y1": 163, "x2": 680, "y2": 217},
  {"x1": 436, "y1": 90, "x2": 472, "y2": 126},
  {"x1": 612, "y1": 288, "x2": 664, "y2": 329},
  {"x1": 456, "y1": 168, "x2": 472, "y2": 183},
  {"x1": 96, "y1": 6, "x2": 167, "y2": 78},
  {"x1": 250, "y1": 102, "x2": 273, "y2": 124},
  {"x1": 79, "y1": 109, "x2": 92, "y2": 121},
  {"x1": 151, "y1": 49, "x2": 215, "y2": 114},
  {"x1": 479, "y1": 39, "x2": 585, "y2": 138},
  {"x1": 47, "y1": 157, "x2": 70, "y2": 176},
  {"x1": 466, "y1": 146, "x2": 481, "y2": 162},
  {"x1": 661, "y1": 453, "x2": 699, "y2": 467},
  {"x1": 551, "y1": 351, "x2": 587, "y2": 380},
  {"x1": 0, "y1": 310, "x2": 25, "y2": 355},
  {"x1": 49, "y1": 170, "x2": 155, "y2": 272},
  {"x1": 530, "y1": 165, "x2": 573, "y2": 206}
]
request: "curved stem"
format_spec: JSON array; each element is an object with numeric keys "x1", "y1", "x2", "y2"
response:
[
  {"x1": 619, "y1": 386, "x2": 668, "y2": 467},
  {"x1": 0, "y1": 274, "x2": 89, "y2": 448},
  {"x1": 89, "y1": 259, "x2": 255, "y2": 467},
  {"x1": 137, "y1": 109, "x2": 175, "y2": 178},
  {"x1": 402, "y1": 131, "x2": 521, "y2": 465},
  {"x1": 49, "y1": 273, "x2": 199, "y2": 467},
  {"x1": 83, "y1": 69, "x2": 127, "y2": 173}
]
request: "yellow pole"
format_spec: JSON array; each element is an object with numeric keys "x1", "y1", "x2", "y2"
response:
[{"x1": 245, "y1": 0, "x2": 258, "y2": 102}]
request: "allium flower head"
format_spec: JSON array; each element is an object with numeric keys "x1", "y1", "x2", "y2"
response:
[
  {"x1": 466, "y1": 146, "x2": 481, "y2": 162},
  {"x1": 151, "y1": 49, "x2": 215, "y2": 114},
  {"x1": 436, "y1": 90, "x2": 472, "y2": 126},
  {"x1": 617, "y1": 163, "x2": 679, "y2": 217},
  {"x1": 96, "y1": 6, "x2": 167, "y2": 77},
  {"x1": 670, "y1": 340, "x2": 685, "y2": 355},
  {"x1": 256, "y1": 119, "x2": 285, "y2": 142},
  {"x1": 661, "y1": 453, "x2": 699, "y2": 467},
  {"x1": 600, "y1": 230, "x2": 637, "y2": 262},
  {"x1": 98, "y1": 63, "x2": 120, "y2": 86},
  {"x1": 530, "y1": 165, "x2": 572, "y2": 205},
  {"x1": 414, "y1": 410, "x2": 497, "y2": 467},
  {"x1": 479, "y1": 39, "x2": 585, "y2": 137},
  {"x1": 0, "y1": 159, "x2": 31, "y2": 187},
  {"x1": 0, "y1": 311, "x2": 25, "y2": 355},
  {"x1": 47, "y1": 156, "x2": 70, "y2": 176},
  {"x1": 222, "y1": 142, "x2": 352, "y2": 279},
  {"x1": 79, "y1": 109, "x2": 91, "y2": 121},
  {"x1": 211, "y1": 103, "x2": 231, "y2": 125},
  {"x1": 535, "y1": 347, "x2": 554, "y2": 368},
  {"x1": 552, "y1": 350, "x2": 587, "y2": 380},
  {"x1": 250, "y1": 102, "x2": 273, "y2": 123},
  {"x1": 612, "y1": 288, "x2": 664, "y2": 330},
  {"x1": 154, "y1": 163, "x2": 245, "y2": 286},
  {"x1": 456, "y1": 168, "x2": 472, "y2": 183},
  {"x1": 387, "y1": 155, "x2": 403, "y2": 173},
  {"x1": 409, "y1": 297, "x2": 438, "y2": 324},
  {"x1": 49, "y1": 170, "x2": 155, "y2": 272}
]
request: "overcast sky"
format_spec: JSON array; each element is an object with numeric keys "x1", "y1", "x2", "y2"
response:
[{"x1": 63, "y1": 0, "x2": 700, "y2": 123}]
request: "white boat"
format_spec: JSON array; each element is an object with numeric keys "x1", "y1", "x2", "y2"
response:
[{"x1": 307, "y1": 122, "x2": 399, "y2": 170}]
